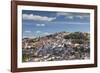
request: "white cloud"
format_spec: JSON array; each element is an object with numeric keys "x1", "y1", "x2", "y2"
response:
[
  {"x1": 23, "y1": 14, "x2": 56, "y2": 21},
  {"x1": 76, "y1": 15, "x2": 83, "y2": 19},
  {"x1": 41, "y1": 24, "x2": 45, "y2": 26},
  {"x1": 57, "y1": 12, "x2": 74, "y2": 20},
  {"x1": 36, "y1": 31, "x2": 41, "y2": 34},
  {"x1": 24, "y1": 30, "x2": 32, "y2": 33},
  {"x1": 66, "y1": 16, "x2": 74, "y2": 19},
  {"x1": 56, "y1": 12, "x2": 89, "y2": 20},
  {"x1": 36, "y1": 24, "x2": 41, "y2": 26},
  {"x1": 57, "y1": 12, "x2": 71, "y2": 16},
  {"x1": 36, "y1": 24, "x2": 45, "y2": 27},
  {"x1": 76, "y1": 15, "x2": 90, "y2": 19}
]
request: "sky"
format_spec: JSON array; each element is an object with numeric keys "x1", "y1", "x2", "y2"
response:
[{"x1": 22, "y1": 10, "x2": 90, "y2": 38}]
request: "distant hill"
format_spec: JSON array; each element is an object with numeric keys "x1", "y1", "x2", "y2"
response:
[{"x1": 22, "y1": 31, "x2": 90, "y2": 49}]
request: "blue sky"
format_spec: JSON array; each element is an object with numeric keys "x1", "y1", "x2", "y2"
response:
[{"x1": 22, "y1": 10, "x2": 90, "y2": 38}]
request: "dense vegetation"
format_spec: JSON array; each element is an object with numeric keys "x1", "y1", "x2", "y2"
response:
[{"x1": 64, "y1": 32, "x2": 89, "y2": 44}]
